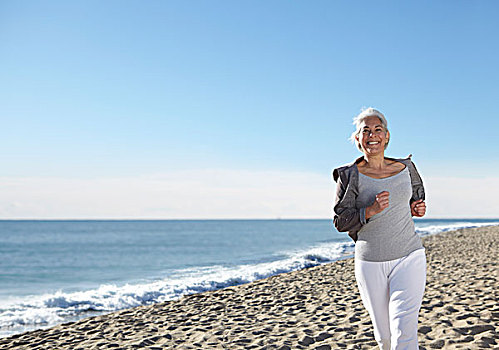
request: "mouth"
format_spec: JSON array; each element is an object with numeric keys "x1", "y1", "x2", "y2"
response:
[{"x1": 367, "y1": 141, "x2": 380, "y2": 145}]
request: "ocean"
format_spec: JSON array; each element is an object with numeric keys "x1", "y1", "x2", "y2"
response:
[{"x1": 1, "y1": 218, "x2": 498, "y2": 338}]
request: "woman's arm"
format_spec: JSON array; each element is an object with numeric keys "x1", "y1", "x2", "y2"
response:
[
  {"x1": 408, "y1": 160, "x2": 426, "y2": 217},
  {"x1": 408, "y1": 160, "x2": 425, "y2": 203},
  {"x1": 332, "y1": 170, "x2": 366, "y2": 233}
]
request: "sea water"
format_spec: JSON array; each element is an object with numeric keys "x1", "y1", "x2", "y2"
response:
[{"x1": 1, "y1": 219, "x2": 497, "y2": 337}]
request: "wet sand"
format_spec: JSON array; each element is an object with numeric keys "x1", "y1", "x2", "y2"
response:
[{"x1": 1, "y1": 225, "x2": 497, "y2": 349}]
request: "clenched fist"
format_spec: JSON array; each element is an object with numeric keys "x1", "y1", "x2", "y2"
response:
[
  {"x1": 411, "y1": 199, "x2": 426, "y2": 217},
  {"x1": 366, "y1": 191, "x2": 390, "y2": 219}
]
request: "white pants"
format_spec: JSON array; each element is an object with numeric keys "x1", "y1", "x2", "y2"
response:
[{"x1": 355, "y1": 248, "x2": 426, "y2": 350}]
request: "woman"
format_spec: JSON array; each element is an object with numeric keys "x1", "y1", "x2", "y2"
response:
[{"x1": 332, "y1": 107, "x2": 427, "y2": 349}]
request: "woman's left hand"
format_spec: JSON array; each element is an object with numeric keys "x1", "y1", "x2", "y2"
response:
[{"x1": 411, "y1": 199, "x2": 426, "y2": 217}]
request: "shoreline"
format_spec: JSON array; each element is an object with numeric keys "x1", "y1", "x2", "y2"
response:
[{"x1": 1, "y1": 226, "x2": 498, "y2": 349}]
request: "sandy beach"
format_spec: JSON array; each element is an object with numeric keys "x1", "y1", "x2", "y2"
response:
[{"x1": 1, "y1": 225, "x2": 497, "y2": 349}]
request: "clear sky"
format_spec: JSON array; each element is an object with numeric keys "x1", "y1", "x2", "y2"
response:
[{"x1": 1, "y1": 1, "x2": 498, "y2": 219}]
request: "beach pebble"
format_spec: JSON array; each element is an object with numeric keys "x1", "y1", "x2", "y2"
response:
[
  {"x1": 418, "y1": 326, "x2": 432, "y2": 334},
  {"x1": 429, "y1": 339, "x2": 445, "y2": 348},
  {"x1": 315, "y1": 332, "x2": 333, "y2": 341},
  {"x1": 298, "y1": 335, "x2": 315, "y2": 346},
  {"x1": 315, "y1": 345, "x2": 331, "y2": 350}
]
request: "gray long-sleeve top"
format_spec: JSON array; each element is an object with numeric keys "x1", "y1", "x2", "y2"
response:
[
  {"x1": 355, "y1": 167, "x2": 423, "y2": 261},
  {"x1": 332, "y1": 155, "x2": 425, "y2": 242}
]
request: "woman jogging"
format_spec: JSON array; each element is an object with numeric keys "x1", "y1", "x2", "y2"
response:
[{"x1": 332, "y1": 107, "x2": 427, "y2": 349}]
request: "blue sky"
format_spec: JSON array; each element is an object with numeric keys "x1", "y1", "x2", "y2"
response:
[{"x1": 1, "y1": 1, "x2": 498, "y2": 218}]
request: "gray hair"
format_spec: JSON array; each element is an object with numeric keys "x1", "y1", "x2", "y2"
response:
[{"x1": 349, "y1": 107, "x2": 389, "y2": 151}]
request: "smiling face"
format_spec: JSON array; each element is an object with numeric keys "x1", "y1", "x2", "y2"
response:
[{"x1": 355, "y1": 115, "x2": 390, "y2": 156}]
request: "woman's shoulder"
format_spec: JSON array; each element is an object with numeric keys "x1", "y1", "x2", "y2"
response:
[
  {"x1": 385, "y1": 154, "x2": 415, "y2": 167},
  {"x1": 387, "y1": 155, "x2": 424, "y2": 182},
  {"x1": 386, "y1": 158, "x2": 407, "y2": 171},
  {"x1": 332, "y1": 157, "x2": 362, "y2": 182}
]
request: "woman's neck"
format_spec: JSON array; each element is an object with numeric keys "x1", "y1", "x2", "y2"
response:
[{"x1": 362, "y1": 153, "x2": 386, "y2": 169}]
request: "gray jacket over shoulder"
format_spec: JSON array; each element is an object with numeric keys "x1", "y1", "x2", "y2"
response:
[{"x1": 332, "y1": 155, "x2": 425, "y2": 242}]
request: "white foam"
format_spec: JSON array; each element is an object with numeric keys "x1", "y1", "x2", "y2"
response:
[
  {"x1": 415, "y1": 221, "x2": 499, "y2": 236},
  {"x1": 0, "y1": 241, "x2": 352, "y2": 336}
]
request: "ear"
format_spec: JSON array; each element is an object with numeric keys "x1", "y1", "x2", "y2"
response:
[{"x1": 386, "y1": 130, "x2": 390, "y2": 141}]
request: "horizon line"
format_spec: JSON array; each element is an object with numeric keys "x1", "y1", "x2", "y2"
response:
[{"x1": 1, "y1": 217, "x2": 499, "y2": 221}]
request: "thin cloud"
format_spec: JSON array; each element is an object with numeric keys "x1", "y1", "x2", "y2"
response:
[
  {"x1": 424, "y1": 176, "x2": 499, "y2": 218},
  {"x1": 0, "y1": 170, "x2": 333, "y2": 219},
  {"x1": 1, "y1": 172, "x2": 497, "y2": 219}
]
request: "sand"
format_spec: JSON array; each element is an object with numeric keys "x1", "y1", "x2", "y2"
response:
[{"x1": 1, "y1": 225, "x2": 497, "y2": 349}]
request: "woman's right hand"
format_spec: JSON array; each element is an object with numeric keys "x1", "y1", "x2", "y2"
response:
[{"x1": 366, "y1": 191, "x2": 390, "y2": 219}]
